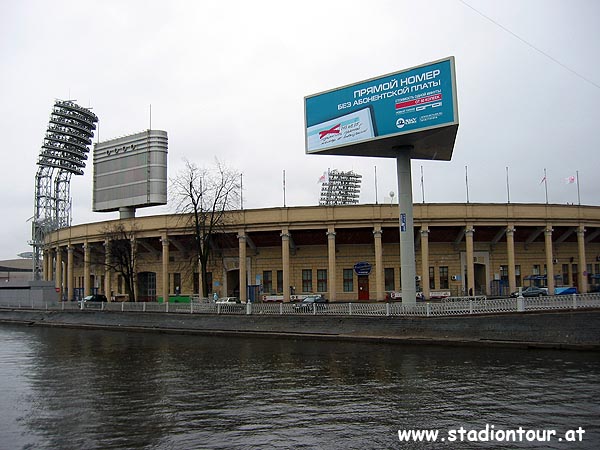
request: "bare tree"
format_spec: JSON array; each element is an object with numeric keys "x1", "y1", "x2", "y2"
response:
[
  {"x1": 103, "y1": 222, "x2": 137, "y2": 302},
  {"x1": 171, "y1": 159, "x2": 241, "y2": 297}
]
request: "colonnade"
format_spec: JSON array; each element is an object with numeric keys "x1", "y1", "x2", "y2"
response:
[{"x1": 44, "y1": 222, "x2": 591, "y2": 301}]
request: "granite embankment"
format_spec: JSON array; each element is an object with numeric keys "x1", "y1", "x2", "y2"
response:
[{"x1": 0, "y1": 308, "x2": 598, "y2": 350}]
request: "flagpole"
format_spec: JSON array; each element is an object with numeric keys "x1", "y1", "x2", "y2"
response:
[
  {"x1": 576, "y1": 170, "x2": 581, "y2": 205},
  {"x1": 506, "y1": 166, "x2": 510, "y2": 203},
  {"x1": 544, "y1": 168, "x2": 548, "y2": 204},
  {"x1": 465, "y1": 165, "x2": 470, "y2": 203},
  {"x1": 374, "y1": 165, "x2": 378, "y2": 204},
  {"x1": 283, "y1": 170, "x2": 286, "y2": 207},
  {"x1": 240, "y1": 173, "x2": 244, "y2": 210},
  {"x1": 420, "y1": 165, "x2": 425, "y2": 203}
]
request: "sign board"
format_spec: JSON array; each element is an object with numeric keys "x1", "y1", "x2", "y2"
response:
[
  {"x1": 305, "y1": 57, "x2": 458, "y2": 160},
  {"x1": 354, "y1": 261, "x2": 372, "y2": 276},
  {"x1": 93, "y1": 130, "x2": 168, "y2": 212},
  {"x1": 400, "y1": 213, "x2": 407, "y2": 232}
]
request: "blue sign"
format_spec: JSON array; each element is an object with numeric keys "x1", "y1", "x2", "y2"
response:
[
  {"x1": 354, "y1": 261, "x2": 372, "y2": 276},
  {"x1": 305, "y1": 57, "x2": 458, "y2": 160},
  {"x1": 400, "y1": 213, "x2": 407, "y2": 232}
]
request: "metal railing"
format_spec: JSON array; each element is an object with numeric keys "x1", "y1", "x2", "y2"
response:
[{"x1": 1, "y1": 294, "x2": 599, "y2": 318}]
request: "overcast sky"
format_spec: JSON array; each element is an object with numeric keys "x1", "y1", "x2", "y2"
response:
[{"x1": 1, "y1": 0, "x2": 599, "y2": 260}]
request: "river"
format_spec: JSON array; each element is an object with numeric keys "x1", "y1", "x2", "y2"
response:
[{"x1": 0, "y1": 324, "x2": 597, "y2": 449}]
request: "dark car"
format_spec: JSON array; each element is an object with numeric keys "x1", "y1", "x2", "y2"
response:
[
  {"x1": 510, "y1": 287, "x2": 548, "y2": 298},
  {"x1": 293, "y1": 295, "x2": 328, "y2": 311},
  {"x1": 82, "y1": 294, "x2": 108, "y2": 302}
]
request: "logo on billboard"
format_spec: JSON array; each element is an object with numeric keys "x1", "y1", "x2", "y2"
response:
[
  {"x1": 396, "y1": 117, "x2": 417, "y2": 129},
  {"x1": 319, "y1": 123, "x2": 341, "y2": 139},
  {"x1": 106, "y1": 144, "x2": 137, "y2": 156}
]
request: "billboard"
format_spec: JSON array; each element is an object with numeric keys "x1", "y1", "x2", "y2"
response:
[
  {"x1": 305, "y1": 57, "x2": 458, "y2": 160},
  {"x1": 93, "y1": 130, "x2": 168, "y2": 212}
]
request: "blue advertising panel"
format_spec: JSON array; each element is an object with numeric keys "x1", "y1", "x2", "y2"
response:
[
  {"x1": 304, "y1": 57, "x2": 458, "y2": 160},
  {"x1": 400, "y1": 213, "x2": 407, "y2": 232},
  {"x1": 353, "y1": 261, "x2": 372, "y2": 276}
]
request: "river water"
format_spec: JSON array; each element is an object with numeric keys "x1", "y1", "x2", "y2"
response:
[{"x1": 0, "y1": 324, "x2": 598, "y2": 449}]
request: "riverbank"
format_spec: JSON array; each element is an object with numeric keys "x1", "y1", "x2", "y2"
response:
[{"x1": 0, "y1": 308, "x2": 598, "y2": 350}]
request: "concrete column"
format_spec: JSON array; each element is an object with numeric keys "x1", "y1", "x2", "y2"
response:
[
  {"x1": 506, "y1": 226, "x2": 517, "y2": 294},
  {"x1": 42, "y1": 249, "x2": 47, "y2": 281},
  {"x1": 397, "y1": 152, "x2": 416, "y2": 304},
  {"x1": 238, "y1": 232, "x2": 247, "y2": 303},
  {"x1": 62, "y1": 252, "x2": 67, "y2": 299},
  {"x1": 161, "y1": 235, "x2": 169, "y2": 304},
  {"x1": 83, "y1": 243, "x2": 91, "y2": 297},
  {"x1": 465, "y1": 226, "x2": 475, "y2": 296},
  {"x1": 44, "y1": 248, "x2": 52, "y2": 281},
  {"x1": 420, "y1": 226, "x2": 430, "y2": 300},
  {"x1": 373, "y1": 225, "x2": 384, "y2": 301},
  {"x1": 55, "y1": 247, "x2": 62, "y2": 301},
  {"x1": 577, "y1": 226, "x2": 587, "y2": 293},
  {"x1": 67, "y1": 245, "x2": 74, "y2": 301},
  {"x1": 41, "y1": 250, "x2": 46, "y2": 281},
  {"x1": 131, "y1": 237, "x2": 138, "y2": 302},
  {"x1": 326, "y1": 226, "x2": 336, "y2": 302},
  {"x1": 281, "y1": 229, "x2": 291, "y2": 302},
  {"x1": 544, "y1": 226, "x2": 555, "y2": 295},
  {"x1": 104, "y1": 239, "x2": 111, "y2": 300}
]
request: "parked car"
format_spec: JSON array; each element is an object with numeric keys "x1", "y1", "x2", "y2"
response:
[
  {"x1": 215, "y1": 297, "x2": 242, "y2": 304},
  {"x1": 293, "y1": 295, "x2": 328, "y2": 311},
  {"x1": 510, "y1": 287, "x2": 548, "y2": 298},
  {"x1": 81, "y1": 294, "x2": 108, "y2": 302}
]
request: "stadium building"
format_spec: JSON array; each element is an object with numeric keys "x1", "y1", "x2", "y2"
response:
[
  {"x1": 37, "y1": 61, "x2": 599, "y2": 304},
  {"x1": 42, "y1": 202, "x2": 600, "y2": 303}
]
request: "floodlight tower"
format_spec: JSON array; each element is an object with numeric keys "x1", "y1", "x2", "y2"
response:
[
  {"x1": 31, "y1": 100, "x2": 98, "y2": 279},
  {"x1": 319, "y1": 169, "x2": 362, "y2": 206}
]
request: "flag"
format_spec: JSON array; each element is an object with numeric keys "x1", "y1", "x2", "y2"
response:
[
  {"x1": 318, "y1": 171, "x2": 329, "y2": 184},
  {"x1": 565, "y1": 175, "x2": 577, "y2": 184},
  {"x1": 539, "y1": 175, "x2": 546, "y2": 185}
]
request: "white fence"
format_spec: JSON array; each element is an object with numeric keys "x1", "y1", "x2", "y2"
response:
[{"x1": 1, "y1": 294, "x2": 600, "y2": 318}]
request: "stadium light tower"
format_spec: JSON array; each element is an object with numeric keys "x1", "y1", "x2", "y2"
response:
[
  {"x1": 31, "y1": 100, "x2": 98, "y2": 279},
  {"x1": 319, "y1": 169, "x2": 362, "y2": 206}
]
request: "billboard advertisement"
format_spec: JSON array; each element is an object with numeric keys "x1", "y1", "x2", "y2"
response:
[
  {"x1": 304, "y1": 57, "x2": 458, "y2": 160},
  {"x1": 93, "y1": 130, "x2": 168, "y2": 212}
]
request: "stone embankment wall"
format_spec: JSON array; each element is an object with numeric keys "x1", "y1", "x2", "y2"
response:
[{"x1": 0, "y1": 309, "x2": 598, "y2": 350}]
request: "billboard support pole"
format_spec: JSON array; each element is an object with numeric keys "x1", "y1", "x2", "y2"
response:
[{"x1": 396, "y1": 147, "x2": 416, "y2": 305}]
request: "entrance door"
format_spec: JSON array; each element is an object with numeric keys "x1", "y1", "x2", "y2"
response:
[
  {"x1": 138, "y1": 272, "x2": 156, "y2": 302},
  {"x1": 474, "y1": 263, "x2": 486, "y2": 295},
  {"x1": 227, "y1": 270, "x2": 240, "y2": 298},
  {"x1": 358, "y1": 275, "x2": 369, "y2": 301}
]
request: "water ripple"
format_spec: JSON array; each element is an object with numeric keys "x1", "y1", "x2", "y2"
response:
[{"x1": 0, "y1": 325, "x2": 598, "y2": 449}]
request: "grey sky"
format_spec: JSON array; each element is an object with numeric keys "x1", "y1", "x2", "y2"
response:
[{"x1": 1, "y1": 0, "x2": 599, "y2": 260}]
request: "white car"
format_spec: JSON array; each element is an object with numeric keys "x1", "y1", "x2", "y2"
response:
[{"x1": 215, "y1": 297, "x2": 241, "y2": 304}]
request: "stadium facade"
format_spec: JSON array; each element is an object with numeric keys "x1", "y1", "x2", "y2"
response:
[{"x1": 41, "y1": 202, "x2": 600, "y2": 303}]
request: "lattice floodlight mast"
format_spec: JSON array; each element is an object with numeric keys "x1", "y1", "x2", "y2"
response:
[
  {"x1": 32, "y1": 100, "x2": 98, "y2": 279},
  {"x1": 319, "y1": 169, "x2": 362, "y2": 206}
]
